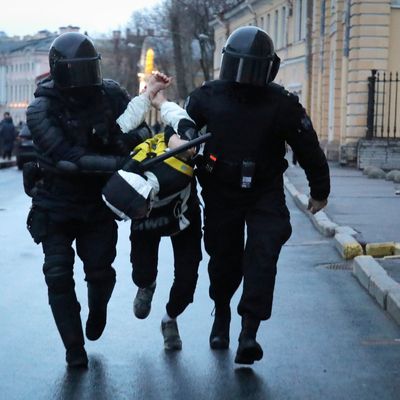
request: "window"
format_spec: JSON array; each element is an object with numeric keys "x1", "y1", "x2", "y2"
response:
[
  {"x1": 295, "y1": 0, "x2": 306, "y2": 41},
  {"x1": 274, "y1": 9, "x2": 279, "y2": 47},
  {"x1": 260, "y1": 16, "x2": 264, "y2": 30},
  {"x1": 281, "y1": 7, "x2": 287, "y2": 47},
  {"x1": 267, "y1": 14, "x2": 271, "y2": 35}
]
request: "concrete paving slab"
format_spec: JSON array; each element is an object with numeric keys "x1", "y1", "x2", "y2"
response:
[
  {"x1": 285, "y1": 161, "x2": 400, "y2": 244},
  {"x1": 366, "y1": 242, "x2": 395, "y2": 257}
]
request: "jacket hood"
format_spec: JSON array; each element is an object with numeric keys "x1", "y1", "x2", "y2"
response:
[{"x1": 34, "y1": 77, "x2": 60, "y2": 100}]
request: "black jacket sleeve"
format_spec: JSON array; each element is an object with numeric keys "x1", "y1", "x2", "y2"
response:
[
  {"x1": 27, "y1": 96, "x2": 128, "y2": 174},
  {"x1": 279, "y1": 92, "x2": 330, "y2": 201}
]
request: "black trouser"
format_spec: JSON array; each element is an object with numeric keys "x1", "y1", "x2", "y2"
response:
[
  {"x1": 130, "y1": 202, "x2": 202, "y2": 319},
  {"x1": 2, "y1": 149, "x2": 12, "y2": 160},
  {"x1": 202, "y1": 186, "x2": 292, "y2": 321},
  {"x1": 33, "y1": 209, "x2": 117, "y2": 350}
]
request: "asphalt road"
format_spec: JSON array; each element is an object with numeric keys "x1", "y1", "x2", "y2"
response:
[{"x1": 0, "y1": 167, "x2": 399, "y2": 400}]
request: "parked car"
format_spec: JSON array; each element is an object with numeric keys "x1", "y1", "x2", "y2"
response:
[{"x1": 16, "y1": 124, "x2": 36, "y2": 170}]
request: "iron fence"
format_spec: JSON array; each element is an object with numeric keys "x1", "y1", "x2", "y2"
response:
[{"x1": 367, "y1": 69, "x2": 400, "y2": 139}]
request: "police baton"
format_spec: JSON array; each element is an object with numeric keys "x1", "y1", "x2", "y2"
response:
[{"x1": 139, "y1": 132, "x2": 212, "y2": 170}]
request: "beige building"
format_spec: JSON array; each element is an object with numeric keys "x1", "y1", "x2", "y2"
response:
[
  {"x1": 212, "y1": 0, "x2": 400, "y2": 164},
  {"x1": 0, "y1": 27, "x2": 79, "y2": 124}
]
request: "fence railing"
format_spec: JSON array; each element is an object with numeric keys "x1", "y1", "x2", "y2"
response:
[{"x1": 367, "y1": 69, "x2": 400, "y2": 139}]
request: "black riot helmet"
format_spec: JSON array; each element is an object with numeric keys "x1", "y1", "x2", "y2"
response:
[
  {"x1": 49, "y1": 32, "x2": 102, "y2": 89},
  {"x1": 219, "y1": 26, "x2": 280, "y2": 86}
]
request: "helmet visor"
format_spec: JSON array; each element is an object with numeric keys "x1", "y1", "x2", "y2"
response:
[
  {"x1": 220, "y1": 53, "x2": 273, "y2": 86},
  {"x1": 54, "y1": 57, "x2": 102, "y2": 88}
]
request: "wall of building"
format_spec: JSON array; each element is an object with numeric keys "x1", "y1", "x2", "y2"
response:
[
  {"x1": 213, "y1": 0, "x2": 399, "y2": 162},
  {"x1": 4, "y1": 50, "x2": 49, "y2": 123},
  {"x1": 345, "y1": 0, "x2": 391, "y2": 145},
  {"x1": 388, "y1": 8, "x2": 400, "y2": 74},
  {"x1": 0, "y1": 27, "x2": 77, "y2": 124},
  {"x1": 212, "y1": 0, "x2": 309, "y2": 104}
]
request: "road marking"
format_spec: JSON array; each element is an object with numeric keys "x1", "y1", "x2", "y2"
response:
[
  {"x1": 361, "y1": 338, "x2": 400, "y2": 346},
  {"x1": 285, "y1": 240, "x2": 330, "y2": 247}
]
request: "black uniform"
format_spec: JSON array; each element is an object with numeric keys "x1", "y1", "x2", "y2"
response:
[
  {"x1": 160, "y1": 25, "x2": 330, "y2": 364},
  {"x1": 26, "y1": 77, "x2": 150, "y2": 360},
  {"x1": 175, "y1": 80, "x2": 330, "y2": 321}
]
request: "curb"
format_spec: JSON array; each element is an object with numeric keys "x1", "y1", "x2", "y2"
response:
[
  {"x1": 353, "y1": 256, "x2": 400, "y2": 324},
  {"x1": 334, "y1": 233, "x2": 363, "y2": 260},
  {"x1": 0, "y1": 160, "x2": 16, "y2": 169},
  {"x1": 284, "y1": 174, "x2": 350, "y2": 240},
  {"x1": 365, "y1": 242, "x2": 398, "y2": 257},
  {"x1": 284, "y1": 175, "x2": 339, "y2": 238},
  {"x1": 284, "y1": 173, "x2": 400, "y2": 326}
]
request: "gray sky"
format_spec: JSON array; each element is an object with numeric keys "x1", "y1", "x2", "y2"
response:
[{"x1": 1, "y1": 0, "x2": 161, "y2": 37}]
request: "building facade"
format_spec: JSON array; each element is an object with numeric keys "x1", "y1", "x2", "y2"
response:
[
  {"x1": 0, "y1": 27, "x2": 79, "y2": 124},
  {"x1": 212, "y1": 0, "x2": 400, "y2": 163}
]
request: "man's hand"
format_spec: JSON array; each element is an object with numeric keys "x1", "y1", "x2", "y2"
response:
[
  {"x1": 151, "y1": 90, "x2": 168, "y2": 109},
  {"x1": 168, "y1": 134, "x2": 196, "y2": 160},
  {"x1": 145, "y1": 72, "x2": 172, "y2": 100},
  {"x1": 307, "y1": 197, "x2": 328, "y2": 214}
]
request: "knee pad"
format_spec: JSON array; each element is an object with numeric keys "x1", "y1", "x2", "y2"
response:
[{"x1": 43, "y1": 254, "x2": 74, "y2": 294}]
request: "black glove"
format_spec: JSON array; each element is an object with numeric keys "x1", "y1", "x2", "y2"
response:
[{"x1": 120, "y1": 158, "x2": 143, "y2": 174}]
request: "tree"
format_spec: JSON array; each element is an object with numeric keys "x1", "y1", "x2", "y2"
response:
[
  {"x1": 165, "y1": 0, "x2": 241, "y2": 98},
  {"x1": 121, "y1": 0, "x2": 242, "y2": 100}
]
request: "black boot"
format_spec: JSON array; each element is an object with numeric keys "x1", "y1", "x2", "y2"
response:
[
  {"x1": 85, "y1": 279, "x2": 115, "y2": 341},
  {"x1": 209, "y1": 305, "x2": 231, "y2": 350},
  {"x1": 49, "y1": 291, "x2": 88, "y2": 368},
  {"x1": 234, "y1": 316, "x2": 263, "y2": 365}
]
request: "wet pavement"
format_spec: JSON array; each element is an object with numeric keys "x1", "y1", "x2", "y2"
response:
[
  {"x1": 285, "y1": 160, "x2": 400, "y2": 244},
  {"x1": 1, "y1": 166, "x2": 400, "y2": 400}
]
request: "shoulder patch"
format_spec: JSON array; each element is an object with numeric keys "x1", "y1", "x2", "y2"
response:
[{"x1": 300, "y1": 114, "x2": 313, "y2": 131}]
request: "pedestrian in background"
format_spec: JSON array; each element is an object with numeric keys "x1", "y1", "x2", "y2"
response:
[
  {"x1": 151, "y1": 26, "x2": 330, "y2": 365},
  {"x1": 0, "y1": 112, "x2": 17, "y2": 160}
]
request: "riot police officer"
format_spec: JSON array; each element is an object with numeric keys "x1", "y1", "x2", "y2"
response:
[
  {"x1": 26, "y1": 32, "x2": 151, "y2": 368},
  {"x1": 152, "y1": 26, "x2": 330, "y2": 365}
]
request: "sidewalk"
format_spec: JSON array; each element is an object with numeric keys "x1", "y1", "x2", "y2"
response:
[
  {"x1": 284, "y1": 158, "x2": 400, "y2": 326},
  {"x1": 0, "y1": 156, "x2": 16, "y2": 169},
  {"x1": 285, "y1": 160, "x2": 400, "y2": 244}
]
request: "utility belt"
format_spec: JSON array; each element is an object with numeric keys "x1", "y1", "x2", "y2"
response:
[
  {"x1": 199, "y1": 153, "x2": 259, "y2": 189},
  {"x1": 198, "y1": 153, "x2": 287, "y2": 190}
]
